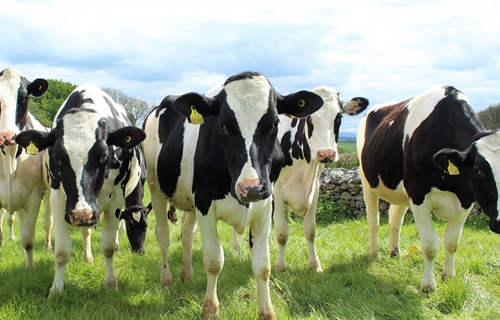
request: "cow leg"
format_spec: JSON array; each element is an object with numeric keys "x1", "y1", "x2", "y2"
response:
[
  {"x1": 181, "y1": 211, "x2": 196, "y2": 281},
  {"x1": 20, "y1": 203, "x2": 39, "y2": 269},
  {"x1": 273, "y1": 190, "x2": 289, "y2": 271},
  {"x1": 363, "y1": 182, "x2": 380, "y2": 257},
  {"x1": 411, "y1": 203, "x2": 439, "y2": 292},
  {"x1": 49, "y1": 192, "x2": 72, "y2": 297},
  {"x1": 197, "y1": 211, "x2": 223, "y2": 319},
  {"x1": 250, "y1": 201, "x2": 276, "y2": 320},
  {"x1": 388, "y1": 205, "x2": 408, "y2": 257},
  {"x1": 231, "y1": 227, "x2": 240, "y2": 250},
  {"x1": 81, "y1": 228, "x2": 93, "y2": 263},
  {"x1": 303, "y1": 188, "x2": 322, "y2": 273},
  {"x1": 43, "y1": 199, "x2": 53, "y2": 250},
  {"x1": 7, "y1": 211, "x2": 15, "y2": 241},
  {"x1": 442, "y1": 210, "x2": 469, "y2": 280},
  {"x1": 101, "y1": 209, "x2": 119, "y2": 290},
  {"x1": 150, "y1": 187, "x2": 172, "y2": 288}
]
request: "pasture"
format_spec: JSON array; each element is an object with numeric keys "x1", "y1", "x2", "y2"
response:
[{"x1": 1, "y1": 186, "x2": 500, "y2": 319}]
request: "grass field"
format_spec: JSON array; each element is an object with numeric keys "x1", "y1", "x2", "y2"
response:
[
  {"x1": 1, "y1": 188, "x2": 500, "y2": 319},
  {"x1": 337, "y1": 139, "x2": 357, "y2": 154}
]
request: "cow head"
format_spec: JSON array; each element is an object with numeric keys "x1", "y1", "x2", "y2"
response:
[
  {"x1": 298, "y1": 86, "x2": 368, "y2": 164},
  {"x1": 174, "y1": 71, "x2": 324, "y2": 203},
  {"x1": 433, "y1": 132, "x2": 500, "y2": 233},
  {"x1": 0, "y1": 68, "x2": 48, "y2": 147},
  {"x1": 16, "y1": 115, "x2": 146, "y2": 227},
  {"x1": 116, "y1": 203, "x2": 151, "y2": 254}
]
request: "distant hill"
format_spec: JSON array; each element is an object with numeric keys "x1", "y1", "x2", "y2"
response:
[{"x1": 339, "y1": 132, "x2": 356, "y2": 140}]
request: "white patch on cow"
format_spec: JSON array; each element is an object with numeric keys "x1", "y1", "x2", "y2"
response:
[
  {"x1": 404, "y1": 86, "x2": 448, "y2": 143},
  {"x1": 63, "y1": 111, "x2": 101, "y2": 212},
  {"x1": 224, "y1": 75, "x2": 271, "y2": 181},
  {"x1": 307, "y1": 86, "x2": 342, "y2": 162},
  {"x1": 54, "y1": 84, "x2": 130, "y2": 127},
  {"x1": 0, "y1": 68, "x2": 22, "y2": 134},
  {"x1": 132, "y1": 211, "x2": 141, "y2": 222},
  {"x1": 475, "y1": 132, "x2": 500, "y2": 220}
]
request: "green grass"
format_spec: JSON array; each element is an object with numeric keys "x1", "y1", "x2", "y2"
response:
[
  {"x1": 1, "y1": 189, "x2": 500, "y2": 319},
  {"x1": 337, "y1": 139, "x2": 357, "y2": 154}
]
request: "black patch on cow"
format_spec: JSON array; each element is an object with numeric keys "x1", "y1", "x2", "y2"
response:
[
  {"x1": 192, "y1": 114, "x2": 234, "y2": 216},
  {"x1": 280, "y1": 131, "x2": 293, "y2": 167},
  {"x1": 224, "y1": 71, "x2": 265, "y2": 86},
  {"x1": 291, "y1": 118, "x2": 311, "y2": 163},
  {"x1": 16, "y1": 77, "x2": 30, "y2": 130},
  {"x1": 333, "y1": 113, "x2": 342, "y2": 143},
  {"x1": 55, "y1": 89, "x2": 93, "y2": 120},
  {"x1": 362, "y1": 99, "x2": 410, "y2": 190},
  {"x1": 156, "y1": 96, "x2": 185, "y2": 199},
  {"x1": 306, "y1": 116, "x2": 314, "y2": 139}
]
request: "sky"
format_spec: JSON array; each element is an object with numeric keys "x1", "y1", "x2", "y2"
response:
[{"x1": 2, "y1": 0, "x2": 500, "y2": 133}]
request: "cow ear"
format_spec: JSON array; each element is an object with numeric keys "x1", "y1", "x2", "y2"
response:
[
  {"x1": 15, "y1": 129, "x2": 55, "y2": 154},
  {"x1": 174, "y1": 92, "x2": 219, "y2": 125},
  {"x1": 277, "y1": 90, "x2": 324, "y2": 118},
  {"x1": 342, "y1": 97, "x2": 369, "y2": 115},
  {"x1": 28, "y1": 79, "x2": 49, "y2": 97},
  {"x1": 107, "y1": 126, "x2": 146, "y2": 149},
  {"x1": 433, "y1": 148, "x2": 470, "y2": 175}
]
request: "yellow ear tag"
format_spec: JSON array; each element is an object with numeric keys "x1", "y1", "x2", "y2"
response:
[
  {"x1": 298, "y1": 99, "x2": 305, "y2": 107},
  {"x1": 125, "y1": 136, "x2": 131, "y2": 143},
  {"x1": 447, "y1": 160, "x2": 460, "y2": 175},
  {"x1": 26, "y1": 141, "x2": 39, "y2": 155},
  {"x1": 189, "y1": 106, "x2": 204, "y2": 125}
]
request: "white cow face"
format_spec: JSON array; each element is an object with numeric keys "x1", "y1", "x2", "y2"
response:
[{"x1": 0, "y1": 68, "x2": 48, "y2": 147}]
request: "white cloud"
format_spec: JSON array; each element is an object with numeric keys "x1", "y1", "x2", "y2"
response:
[{"x1": 2, "y1": 0, "x2": 500, "y2": 132}]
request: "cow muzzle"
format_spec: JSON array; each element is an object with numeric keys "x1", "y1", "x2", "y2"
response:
[
  {"x1": 317, "y1": 149, "x2": 336, "y2": 163},
  {"x1": 236, "y1": 179, "x2": 268, "y2": 203},
  {"x1": 66, "y1": 208, "x2": 99, "y2": 227},
  {"x1": 0, "y1": 131, "x2": 17, "y2": 147}
]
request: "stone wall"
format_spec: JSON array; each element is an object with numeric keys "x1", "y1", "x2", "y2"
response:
[{"x1": 318, "y1": 167, "x2": 481, "y2": 218}]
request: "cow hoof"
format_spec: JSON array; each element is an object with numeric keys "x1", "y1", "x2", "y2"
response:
[
  {"x1": 390, "y1": 248, "x2": 400, "y2": 257},
  {"x1": 421, "y1": 277, "x2": 437, "y2": 293},
  {"x1": 275, "y1": 263, "x2": 286, "y2": 272},
  {"x1": 203, "y1": 299, "x2": 219, "y2": 320},
  {"x1": 105, "y1": 279, "x2": 118, "y2": 291},
  {"x1": 309, "y1": 262, "x2": 323, "y2": 274},
  {"x1": 258, "y1": 309, "x2": 276, "y2": 320},
  {"x1": 160, "y1": 270, "x2": 173, "y2": 288},
  {"x1": 368, "y1": 249, "x2": 379, "y2": 258}
]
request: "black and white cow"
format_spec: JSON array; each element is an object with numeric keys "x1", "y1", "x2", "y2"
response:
[
  {"x1": 357, "y1": 85, "x2": 500, "y2": 292},
  {"x1": 116, "y1": 159, "x2": 152, "y2": 254},
  {"x1": 272, "y1": 86, "x2": 368, "y2": 273},
  {"x1": 16, "y1": 84, "x2": 145, "y2": 296},
  {"x1": 0, "y1": 68, "x2": 49, "y2": 266},
  {"x1": 143, "y1": 71, "x2": 324, "y2": 320}
]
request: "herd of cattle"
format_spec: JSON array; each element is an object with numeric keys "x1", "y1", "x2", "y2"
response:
[{"x1": 1, "y1": 67, "x2": 500, "y2": 319}]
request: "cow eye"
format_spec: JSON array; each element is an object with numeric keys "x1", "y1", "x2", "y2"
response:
[
  {"x1": 473, "y1": 167, "x2": 485, "y2": 178},
  {"x1": 219, "y1": 123, "x2": 228, "y2": 135},
  {"x1": 101, "y1": 153, "x2": 109, "y2": 164}
]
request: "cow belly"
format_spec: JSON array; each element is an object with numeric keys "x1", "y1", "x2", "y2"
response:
[
  {"x1": 426, "y1": 188, "x2": 473, "y2": 222},
  {"x1": 370, "y1": 178, "x2": 410, "y2": 207},
  {"x1": 277, "y1": 163, "x2": 319, "y2": 216}
]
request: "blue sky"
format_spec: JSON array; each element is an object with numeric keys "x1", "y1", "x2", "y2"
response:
[{"x1": 3, "y1": 0, "x2": 500, "y2": 133}]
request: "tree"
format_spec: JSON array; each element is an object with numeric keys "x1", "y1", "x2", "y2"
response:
[
  {"x1": 478, "y1": 103, "x2": 500, "y2": 130},
  {"x1": 102, "y1": 88, "x2": 152, "y2": 127},
  {"x1": 29, "y1": 79, "x2": 77, "y2": 128}
]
